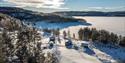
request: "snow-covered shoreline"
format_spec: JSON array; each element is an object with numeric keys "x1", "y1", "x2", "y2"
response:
[{"x1": 34, "y1": 21, "x2": 91, "y2": 29}]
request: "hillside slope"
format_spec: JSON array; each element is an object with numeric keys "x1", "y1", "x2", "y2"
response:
[{"x1": 0, "y1": 7, "x2": 86, "y2": 22}]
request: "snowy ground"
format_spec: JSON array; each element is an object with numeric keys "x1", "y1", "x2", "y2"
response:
[
  {"x1": 35, "y1": 20, "x2": 125, "y2": 63},
  {"x1": 93, "y1": 43, "x2": 125, "y2": 63},
  {"x1": 59, "y1": 47, "x2": 101, "y2": 63},
  {"x1": 40, "y1": 36, "x2": 101, "y2": 63},
  {"x1": 39, "y1": 33, "x2": 125, "y2": 63}
]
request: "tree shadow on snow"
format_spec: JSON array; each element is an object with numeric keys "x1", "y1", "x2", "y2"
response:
[
  {"x1": 93, "y1": 42, "x2": 125, "y2": 63},
  {"x1": 83, "y1": 46, "x2": 96, "y2": 56}
]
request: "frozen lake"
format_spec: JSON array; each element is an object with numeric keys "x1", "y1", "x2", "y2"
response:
[{"x1": 74, "y1": 17, "x2": 125, "y2": 36}]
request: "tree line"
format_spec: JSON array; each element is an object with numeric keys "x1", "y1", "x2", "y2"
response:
[{"x1": 77, "y1": 27, "x2": 125, "y2": 46}]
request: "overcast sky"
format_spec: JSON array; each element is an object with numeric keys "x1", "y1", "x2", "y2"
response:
[{"x1": 0, "y1": 0, "x2": 125, "y2": 12}]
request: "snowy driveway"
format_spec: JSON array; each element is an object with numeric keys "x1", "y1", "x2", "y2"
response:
[{"x1": 59, "y1": 47, "x2": 101, "y2": 63}]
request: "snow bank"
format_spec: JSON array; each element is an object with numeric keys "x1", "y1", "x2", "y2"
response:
[{"x1": 93, "y1": 42, "x2": 125, "y2": 63}]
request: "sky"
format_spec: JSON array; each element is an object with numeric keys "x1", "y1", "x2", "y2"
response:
[{"x1": 0, "y1": 0, "x2": 125, "y2": 12}]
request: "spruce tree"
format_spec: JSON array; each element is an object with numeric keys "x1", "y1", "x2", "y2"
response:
[
  {"x1": 91, "y1": 28, "x2": 100, "y2": 41},
  {"x1": 73, "y1": 33, "x2": 75, "y2": 39},
  {"x1": 120, "y1": 37, "x2": 125, "y2": 46},
  {"x1": 63, "y1": 30, "x2": 67, "y2": 39},
  {"x1": 78, "y1": 28, "x2": 83, "y2": 40},
  {"x1": 68, "y1": 30, "x2": 71, "y2": 39},
  {"x1": 83, "y1": 27, "x2": 90, "y2": 41}
]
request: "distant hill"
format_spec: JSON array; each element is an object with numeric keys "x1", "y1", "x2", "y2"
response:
[
  {"x1": 0, "y1": 7, "x2": 44, "y2": 21},
  {"x1": 0, "y1": 7, "x2": 86, "y2": 22},
  {"x1": 53, "y1": 11, "x2": 125, "y2": 16}
]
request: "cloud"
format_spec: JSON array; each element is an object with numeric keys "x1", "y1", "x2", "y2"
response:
[
  {"x1": 4, "y1": 0, "x2": 67, "y2": 9},
  {"x1": 92, "y1": 6, "x2": 125, "y2": 9},
  {"x1": 83, "y1": 6, "x2": 125, "y2": 11}
]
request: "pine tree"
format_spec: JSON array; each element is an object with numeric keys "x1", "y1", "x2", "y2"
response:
[
  {"x1": 73, "y1": 33, "x2": 75, "y2": 39},
  {"x1": 78, "y1": 28, "x2": 84, "y2": 40},
  {"x1": 0, "y1": 30, "x2": 5, "y2": 63},
  {"x1": 83, "y1": 27, "x2": 90, "y2": 41},
  {"x1": 68, "y1": 30, "x2": 71, "y2": 38},
  {"x1": 118, "y1": 35, "x2": 122, "y2": 45},
  {"x1": 63, "y1": 30, "x2": 67, "y2": 39},
  {"x1": 98, "y1": 30, "x2": 110, "y2": 44},
  {"x1": 110, "y1": 32, "x2": 118, "y2": 44},
  {"x1": 91, "y1": 28, "x2": 100, "y2": 41},
  {"x1": 120, "y1": 37, "x2": 125, "y2": 47}
]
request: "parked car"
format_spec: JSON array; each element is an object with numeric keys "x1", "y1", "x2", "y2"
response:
[{"x1": 65, "y1": 39, "x2": 73, "y2": 49}]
